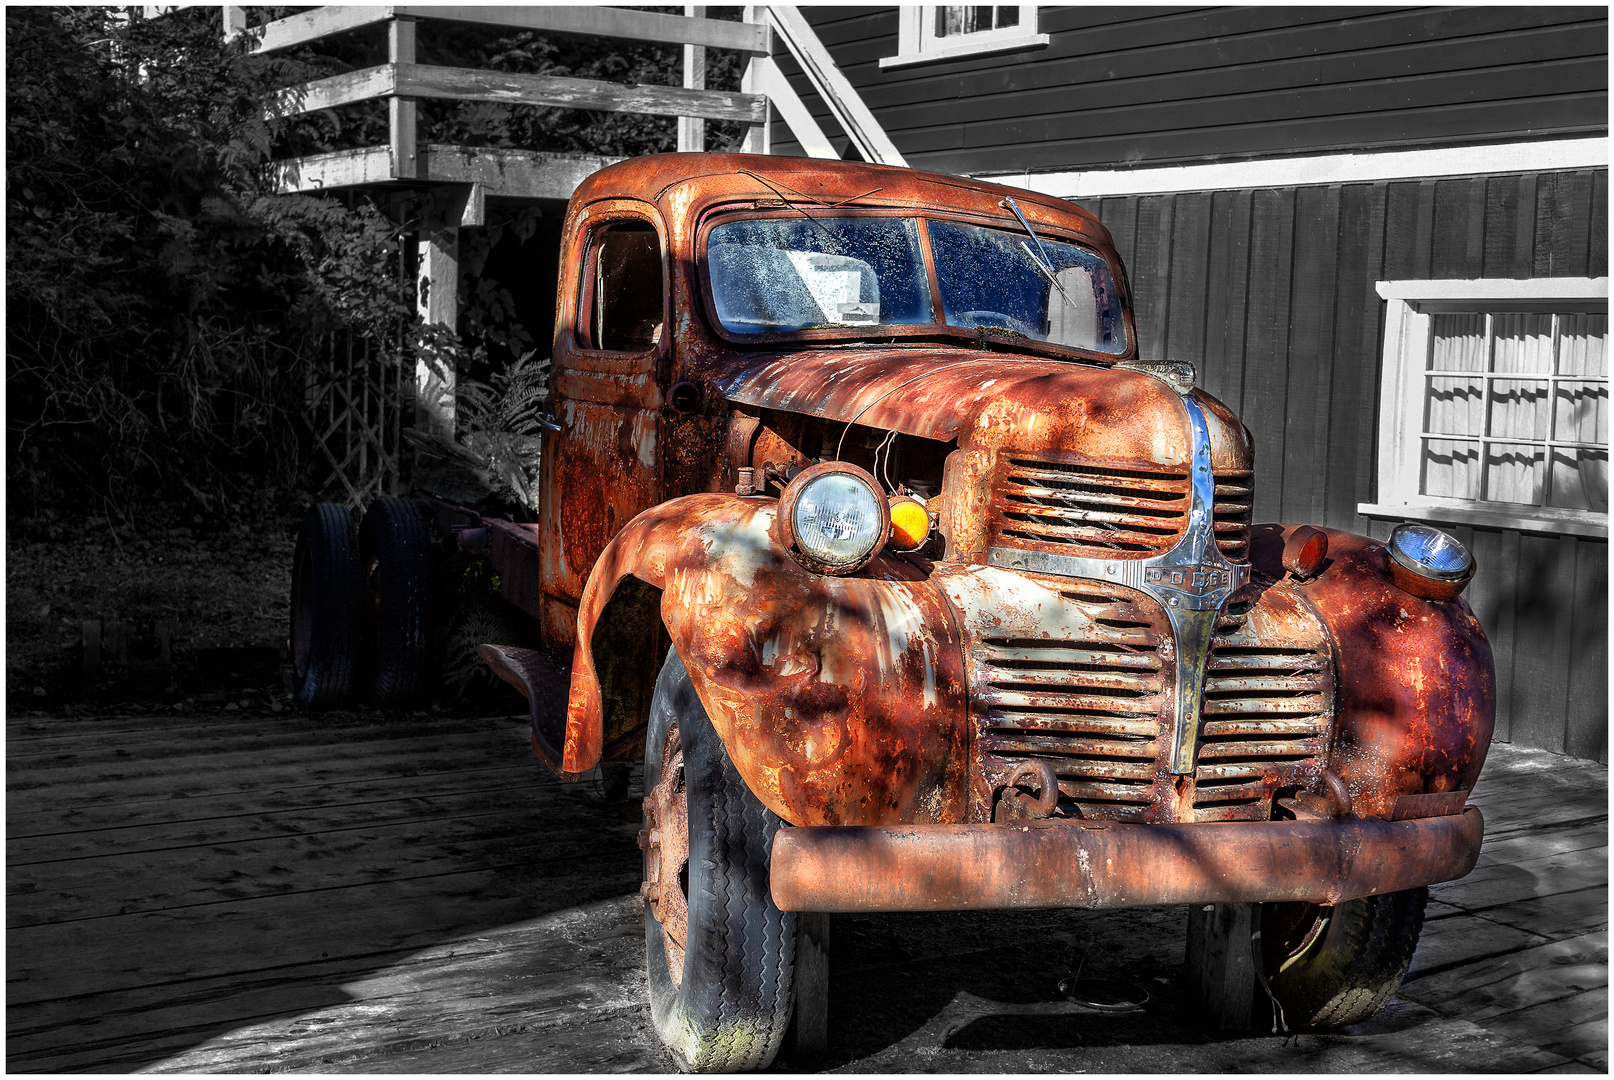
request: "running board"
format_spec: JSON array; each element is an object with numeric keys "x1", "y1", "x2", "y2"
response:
[{"x1": 479, "y1": 644, "x2": 575, "y2": 779}]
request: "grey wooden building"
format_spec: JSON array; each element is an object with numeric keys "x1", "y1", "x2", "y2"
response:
[{"x1": 771, "y1": 6, "x2": 1608, "y2": 760}]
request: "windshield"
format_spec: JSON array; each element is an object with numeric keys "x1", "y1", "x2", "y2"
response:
[
  {"x1": 929, "y1": 220, "x2": 1127, "y2": 354},
  {"x1": 704, "y1": 213, "x2": 1127, "y2": 355},
  {"x1": 707, "y1": 217, "x2": 933, "y2": 333}
]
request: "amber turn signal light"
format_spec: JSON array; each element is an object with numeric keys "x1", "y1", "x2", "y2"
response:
[{"x1": 887, "y1": 496, "x2": 931, "y2": 551}]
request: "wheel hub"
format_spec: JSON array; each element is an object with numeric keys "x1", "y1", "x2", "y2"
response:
[{"x1": 643, "y1": 724, "x2": 690, "y2": 987}]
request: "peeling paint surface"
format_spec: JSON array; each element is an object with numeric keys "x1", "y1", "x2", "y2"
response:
[{"x1": 566, "y1": 496, "x2": 968, "y2": 827}]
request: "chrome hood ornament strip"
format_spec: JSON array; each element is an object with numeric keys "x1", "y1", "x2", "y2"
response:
[{"x1": 987, "y1": 394, "x2": 1249, "y2": 774}]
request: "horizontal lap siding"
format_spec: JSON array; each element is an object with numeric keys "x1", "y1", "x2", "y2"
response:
[
  {"x1": 780, "y1": 7, "x2": 1607, "y2": 173},
  {"x1": 1071, "y1": 169, "x2": 1606, "y2": 762}
]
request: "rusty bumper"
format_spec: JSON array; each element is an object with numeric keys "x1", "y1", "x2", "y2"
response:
[{"x1": 770, "y1": 806, "x2": 1483, "y2": 912}]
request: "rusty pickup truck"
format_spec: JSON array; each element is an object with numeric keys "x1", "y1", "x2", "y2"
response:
[{"x1": 289, "y1": 153, "x2": 1493, "y2": 1071}]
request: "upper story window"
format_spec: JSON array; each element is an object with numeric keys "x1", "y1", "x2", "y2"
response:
[
  {"x1": 881, "y1": 5, "x2": 1049, "y2": 69},
  {"x1": 1362, "y1": 278, "x2": 1608, "y2": 538}
]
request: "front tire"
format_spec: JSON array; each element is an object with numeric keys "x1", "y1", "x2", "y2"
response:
[
  {"x1": 1260, "y1": 888, "x2": 1429, "y2": 1029},
  {"x1": 642, "y1": 650, "x2": 797, "y2": 1072}
]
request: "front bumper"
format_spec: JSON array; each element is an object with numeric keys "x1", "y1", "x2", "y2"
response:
[{"x1": 769, "y1": 806, "x2": 1483, "y2": 912}]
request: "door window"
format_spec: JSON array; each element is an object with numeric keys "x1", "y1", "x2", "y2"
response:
[{"x1": 578, "y1": 220, "x2": 664, "y2": 353}]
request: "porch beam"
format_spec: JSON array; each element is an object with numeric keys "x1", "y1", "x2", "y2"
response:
[
  {"x1": 270, "y1": 63, "x2": 766, "y2": 125},
  {"x1": 248, "y1": 6, "x2": 768, "y2": 56}
]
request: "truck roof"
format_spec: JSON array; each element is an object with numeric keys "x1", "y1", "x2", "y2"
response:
[{"x1": 568, "y1": 152, "x2": 1112, "y2": 248}]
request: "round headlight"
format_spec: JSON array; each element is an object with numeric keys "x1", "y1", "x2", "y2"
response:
[
  {"x1": 778, "y1": 462, "x2": 890, "y2": 574},
  {"x1": 1386, "y1": 523, "x2": 1474, "y2": 600}
]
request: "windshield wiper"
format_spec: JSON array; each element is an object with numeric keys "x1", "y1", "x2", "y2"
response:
[
  {"x1": 740, "y1": 169, "x2": 835, "y2": 240},
  {"x1": 999, "y1": 196, "x2": 1076, "y2": 309}
]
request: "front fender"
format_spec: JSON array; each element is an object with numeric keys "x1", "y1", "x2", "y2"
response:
[
  {"x1": 1253, "y1": 524, "x2": 1495, "y2": 817},
  {"x1": 566, "y1": 494, "x2": 970, "y2": 826}
]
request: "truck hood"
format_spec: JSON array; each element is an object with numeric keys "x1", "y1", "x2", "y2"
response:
[{"x1": 711, "y1": 348, "x2": 1250, "y2": 470}]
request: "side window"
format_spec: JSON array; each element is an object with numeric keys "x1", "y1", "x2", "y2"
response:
[{"x1": 579, "y1": 221, "x2": 664, "y2": 353}]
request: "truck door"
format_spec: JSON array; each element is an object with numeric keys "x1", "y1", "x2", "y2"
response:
[{"x1": 538, "y1": 199, "x2": 668, "y2": 648}]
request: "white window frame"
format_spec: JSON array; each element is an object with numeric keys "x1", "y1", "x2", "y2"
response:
[
  {"x1": 880, "y1": 5, "x2": 1049, "y2": 69},
  {"x1": 1360, "y1": 277, "x2": 1609, "y2": 539}
]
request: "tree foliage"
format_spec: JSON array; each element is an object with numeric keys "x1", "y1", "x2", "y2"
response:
[
  {"x1": 7, "y1": 6, "x2": 410, "y2": 524},
  {"x1": 7, "y1": 6, "x2": 716, "y2": 529}
]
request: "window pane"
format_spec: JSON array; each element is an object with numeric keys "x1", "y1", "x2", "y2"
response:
[
  {"x1": 1550, "y1": 448, "x2": 1609, "y2": 512},
  {"x1": 1558, "y1": 312, "x2": 1607, "y2": 376},
  {"x1": 938, "y1": 6, "x2": 994, "y2": 36},
  {"x1": 1421, "y1": 438, "x2": 1481, "y2": 500},
  {"x1": 1492, "y1": 312, "x2": 1554, "y2": 374},
  {"x1": 1430, "y1": 313, "x2": 1487, "y2": 371},
  {"x1": 1554, "y1": 381, "x2": 1609, "y2": 444},
  {"x1": 1488, "y1": 379, "x2": 1551, "y2": 440},
  {"x1": 996, "y1": 6, "x2": 1020, "y2": 28},
  {"x1": 1485, "y1": 442, "x2": 1546, "y2": 505},
  {"x1": 706, "y1": 216, "x2": 932, "y2": 334},
  {"x1": 588, "y1": 224, "x2": 662, "y2": 351},
  {"x1": 1425, "y1": 376, "x2": 1484, "y2": 435},
  {"x1": 929, "y1": 219, "x2": 1128, "y2": 354}
]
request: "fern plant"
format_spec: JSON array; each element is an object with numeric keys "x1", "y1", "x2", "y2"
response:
[{"x1": 452, "y1": 351, "x2": 551, "y2": 510}]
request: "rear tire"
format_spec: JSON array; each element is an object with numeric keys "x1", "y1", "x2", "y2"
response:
[
  {"x1": 1261, "y1": 888, "x2": 1429, "y2": 1029},
  {"x1": 289, "y1": 504, "x2": 362, "y2": 709},
  {"x1": 359, "y1": 497, "x2": 437, "y2": 707},
  {"x1": 643, "y1": 650, "x2": 797, "y2": 1072}
]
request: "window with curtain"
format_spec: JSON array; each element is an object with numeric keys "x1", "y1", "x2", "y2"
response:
[
  {"x1": 882, "y1": 5, "x2": 1048, "y2": 69},
  {"x1": 1364, "y1": 279, "x2": 1609, "y2": 537}
]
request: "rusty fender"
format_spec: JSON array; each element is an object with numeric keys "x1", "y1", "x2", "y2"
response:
[
  {"x1": 769, "y1": 806, "x2": 1485, "y2": 912},
  {"x1": 566, "y1": 493, "x2": 971, "y2": 826},
  {"x1": 1251, "y1": 524, "x2": 1496, "y2": 818}
]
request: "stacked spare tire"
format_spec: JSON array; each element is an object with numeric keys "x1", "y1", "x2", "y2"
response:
[{"x1": 289, "y1": 498, "x2": 439, "y2": 709}]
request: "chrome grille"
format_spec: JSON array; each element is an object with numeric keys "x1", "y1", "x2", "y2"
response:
[
  {"x1": 990, "y1": 457, "x2": 1189, "y2": 557},
  {"x1": 963, "y1": 574, "x2": 1332, "y2": 824},
  {"x1": 1192, "y1": 641, "x2": 1331, "y2": 822},
  {"x1": 974, "y1": 585, "x2": 1165, "y2": 820}
]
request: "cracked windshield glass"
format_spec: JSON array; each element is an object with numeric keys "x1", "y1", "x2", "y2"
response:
[{"x1": 706, "y1": 214, "x2": 1126, "y2": 355}]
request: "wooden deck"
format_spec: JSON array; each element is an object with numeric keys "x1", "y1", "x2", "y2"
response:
[{"x1": 7, "y1": 705, "x2": 1606, "y2": 1072}]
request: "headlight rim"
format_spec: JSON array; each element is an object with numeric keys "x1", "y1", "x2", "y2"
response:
[
  {"x1": 1386, "y1": 523, "x2": 1475, "y2": 600},
  {"x1": 776, "y1": 461, "x2": 891, "y2": 576}
]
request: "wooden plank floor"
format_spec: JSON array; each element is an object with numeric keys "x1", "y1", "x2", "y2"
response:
[{"x1": 7, "y1": 705, "x2": 1606, "y2": 1073}]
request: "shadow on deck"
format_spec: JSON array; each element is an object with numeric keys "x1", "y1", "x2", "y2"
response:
[{"x1": 6, "y1": 707, "x2": 1606, "y2": 1073}]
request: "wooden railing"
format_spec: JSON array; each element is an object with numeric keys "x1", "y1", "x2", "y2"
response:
[
  {"x1": 230, "y1": 4, "x2": 904, "y2": 200},
  {"x1": 223, "y1": 5, "x2": 906, "y2": 452}
]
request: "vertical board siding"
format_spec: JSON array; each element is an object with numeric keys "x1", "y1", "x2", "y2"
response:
[{"x1": 1075, "y1": 168, "x2": 1607, "y2": 761}]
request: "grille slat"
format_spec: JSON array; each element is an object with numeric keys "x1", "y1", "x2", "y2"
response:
[
  {"x1": 978, "y1": 644, "x2": 1161, "y2": 672},
  {"x1": 1213, "y1": 469, "x2": 1253, "y2": 559},
  {"x1": 1200, "y1": 718, "x2": 1325, "y2": 738},
  {"x1": 999, "y1": 482, "x2": 1189, "y2": 515},
  {"x1": 1202, "y1": 696, "x2": 1327, "y2": 716},
  {"x1": 986, "y1": 711, "x2": 1159, "y2": 738},
  {"x1": 1057, "y1": 779, "x2": 1156, "y2": 804},
  {"x1": 984, "y1": 733, "x2": 1159, "y2": 762},
  {"x1": 984, "y1": 689, "x2": 1161, "y2": 715},
  {"x1": 1195, "y1": 739, "x2": 1321, "y2": 762}
]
